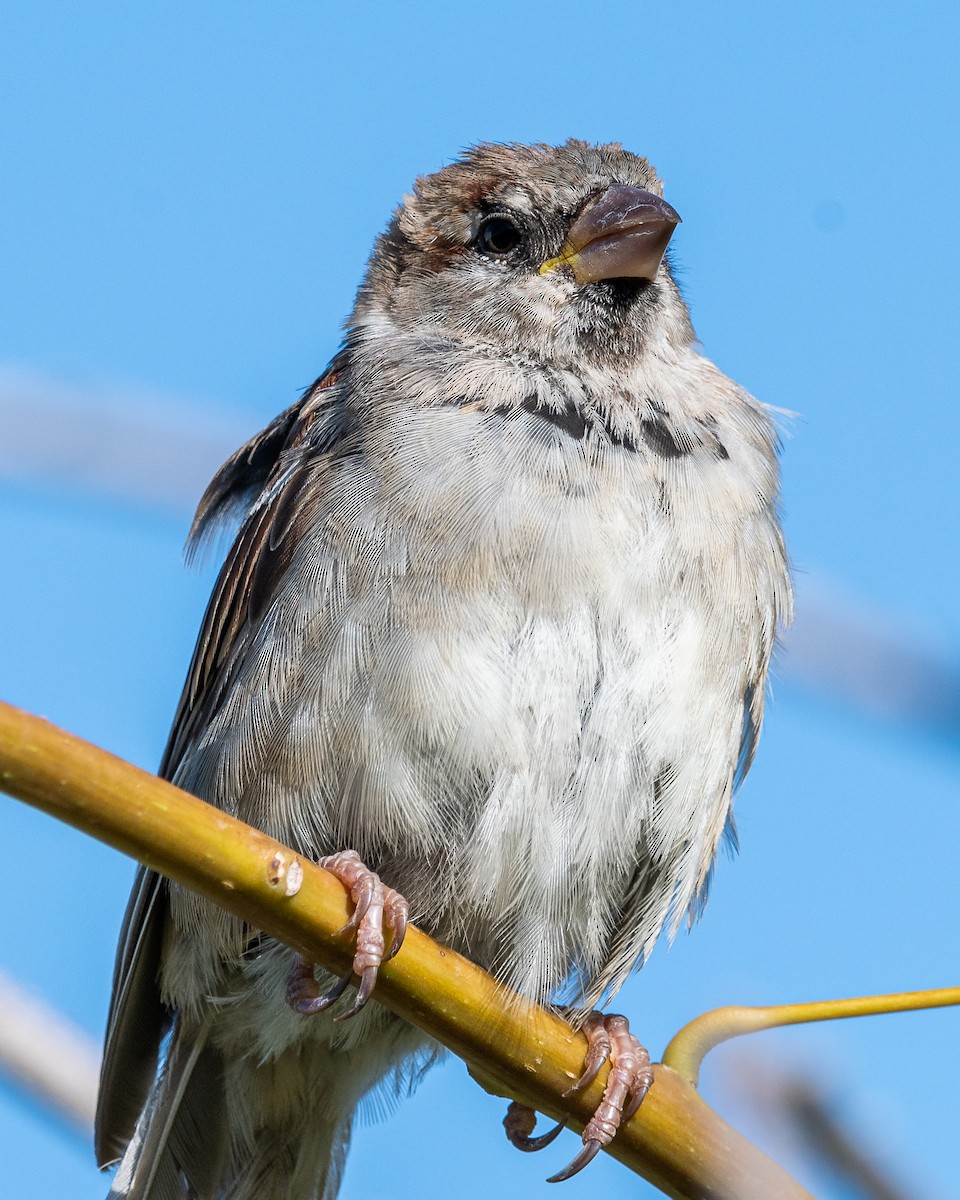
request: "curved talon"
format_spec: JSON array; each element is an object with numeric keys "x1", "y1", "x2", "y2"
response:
[
  {"x1": 546, "y1": 1138, "x2": 601, "y2": 1183},
  {"x1": 621, "y1": 1072, "x2": 653, "y2": 1124},
  {"x1": 335, "y1": 964, "x2": 379, "y2": 1021},
  {"x1": 337, "y1": 893, "x2": 366, "y2": 937},
  {"x1": 515, "y1": 1122, "x2": 567, "y2": 1153},
  {"x1": 383, "y1": 908, "x2": 407, "y2": 962},
  {"x1": 341, "y1": 876, "x2": 375, "y2": 933},
  {"x1": 503, "y1": 1102, "x2": 567, "y2": 1152},
  {"x1": 563, "y1": 1056, "x2": 603, "y2": 1097},
  {"x1": 290, "y1": 968, "x2": 352, "y2": 1016},
  {"x1": 563, "y1": 1011, "x2": 610, "y2": 1096}
]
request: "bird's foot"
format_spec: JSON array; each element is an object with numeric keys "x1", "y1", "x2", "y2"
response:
[
  {"x1": 284, "y1": 850, "x2": 408, "y2": 1021},
  {"x1": 503, "y1": 1011, "x2": 653, "y2": 1183},
  {"x1": 503, "y1": 1102, "x2": 567, "y2": 1152}
]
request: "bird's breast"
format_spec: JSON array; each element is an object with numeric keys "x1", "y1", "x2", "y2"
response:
[{"x1": 174, "y1": 391, "x2": 776, "y2": 1003}]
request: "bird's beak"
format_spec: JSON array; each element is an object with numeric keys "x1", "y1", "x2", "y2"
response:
[{"x1": 540, "y1": 183, "x2": 681, "y2": 284}]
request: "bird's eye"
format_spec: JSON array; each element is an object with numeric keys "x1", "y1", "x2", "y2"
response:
[{"x1": 475, "y1": 216, "x2": 522, "y2": 257}]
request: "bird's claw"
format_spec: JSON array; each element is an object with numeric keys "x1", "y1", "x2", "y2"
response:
[
  {"x1": 284, "y1": 850, "x2": 408, "y2": 1019},
  {"x1": 503, "y1": 1102, "x2": 567, "y2": 1152},
  {"x1": 546, "y1": 1138, "x2": 601, "y2": 1183},
  {"x1": 285, "y1": 961, "x2": 352, "y2": 1015},
  {"x1": 504, "y1": 1011, "x2": 653, "y2": 1183}
]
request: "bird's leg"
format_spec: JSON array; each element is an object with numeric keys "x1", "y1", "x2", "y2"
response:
[
  {"x1": 503, "y1": 1011, "x2": 653, "y2": 1183},
  {"x1": 284, "y1": 850, "x2": 409, "y2": 1020}
]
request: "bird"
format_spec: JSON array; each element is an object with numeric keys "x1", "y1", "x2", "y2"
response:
[{"x1": 96, "y1": 139, "x2": 792, "y2": 1200}]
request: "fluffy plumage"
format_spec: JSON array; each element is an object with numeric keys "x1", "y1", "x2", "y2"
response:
[{"x1": 97, "y1": 140, "x2": 792, "y2": 1199}]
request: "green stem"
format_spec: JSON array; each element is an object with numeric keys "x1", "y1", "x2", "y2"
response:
[{"x1": 663, "y1": 987, "x2": 960, "y2": 1086}]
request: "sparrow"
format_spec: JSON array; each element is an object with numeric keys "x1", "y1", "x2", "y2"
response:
[{"x1": 96, "y1": 140, "x2": 792, "y2": 1200}]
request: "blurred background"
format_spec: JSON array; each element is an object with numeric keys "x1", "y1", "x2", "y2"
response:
[{"x1": 1, "y1": 3, "x2": 958, "y2": 1197}]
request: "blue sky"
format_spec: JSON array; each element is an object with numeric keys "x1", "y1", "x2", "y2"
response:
[{"x1": 1, "y1": 3, "x2": 958, "y2": 1198}]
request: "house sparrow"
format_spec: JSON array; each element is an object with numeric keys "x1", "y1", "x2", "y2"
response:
[{"x1": 96, "y1": 140, "x2": 792, "y2": 1200}]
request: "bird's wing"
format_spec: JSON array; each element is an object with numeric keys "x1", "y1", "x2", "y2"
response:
[
  {"x1": 163, "y1": 357, "x2": 353, "y2": 781},
  {"x1": 95, "y1": 865, "x2": 167, "y2": 1166},
  {"x1": 95, "y1": 358, "x2": 352, "y2": 1166}
]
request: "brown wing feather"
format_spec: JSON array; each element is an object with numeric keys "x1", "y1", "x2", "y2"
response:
[
  {"x1": 163, "y1": 358, "x2": 349, "y2": 779},
  {"x1": 95, "y1": 866, "x2": 166, "y2": 1166},
  {"x1": 96, "y1": 358, "x2": 351, "y2": 1165}
]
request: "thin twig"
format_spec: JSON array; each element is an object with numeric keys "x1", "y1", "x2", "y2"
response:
[{"x1": 664, "y1": 990, "x2": 960, "y2": 1087}]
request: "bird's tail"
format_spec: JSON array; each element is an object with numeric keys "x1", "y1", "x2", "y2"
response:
[
  {"x1": 106, "y1": 1018, "x2": 227, "y2": 1200},
  {"x1": 105, "y1": 1018, "x2": 351, "y2": 1200}
]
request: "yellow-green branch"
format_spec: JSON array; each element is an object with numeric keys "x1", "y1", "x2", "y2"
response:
[
  {"x1": 664, "y1": 987, "x2": 960, "y2": 1087},
  {"x1": 0, "y1": 699, "x2": 813, "y2": 1200}
]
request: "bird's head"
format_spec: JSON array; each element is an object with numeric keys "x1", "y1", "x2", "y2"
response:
[{"x1": 353, "y1": 140, "x2": 693, "y2": 368}]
